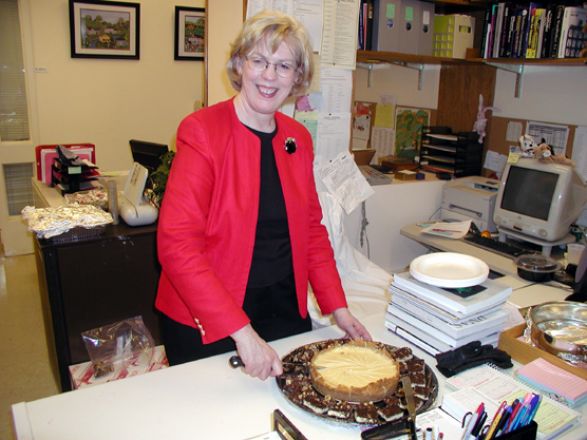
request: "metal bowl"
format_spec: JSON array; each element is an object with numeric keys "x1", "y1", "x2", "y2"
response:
[{"x1": 529, "y1": 301, "x2": 587, "y2": 367}]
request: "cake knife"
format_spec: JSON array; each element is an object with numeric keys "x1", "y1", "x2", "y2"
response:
[
  {"x1": 401, "y1": 376, "x2": 418, "y2": 440},
  {"x1": 229, "y1": 355, "x2": 310, "y2": 369}
]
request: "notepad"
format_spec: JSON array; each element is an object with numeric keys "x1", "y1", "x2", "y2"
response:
[{"x1": 516, "y1": 358, "x2": 587, "y2": 407}]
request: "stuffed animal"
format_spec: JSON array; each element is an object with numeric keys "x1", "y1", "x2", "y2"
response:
[
  {"x1": 519, "y1": 134, "x2": 538, "y2": 157},
  {"x1": 518, "y1": 134, "x2": 573, "y2": 165}
]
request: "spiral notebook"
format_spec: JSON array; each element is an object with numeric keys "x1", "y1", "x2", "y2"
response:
[
  {"x1": 443, "y1": 364, "x2": 581, "y2": 440},
  {"x1": 515, "y1": 358, "x2": 587, "y2": 408}
]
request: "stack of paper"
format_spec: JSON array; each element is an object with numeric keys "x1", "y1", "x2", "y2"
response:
[
  {"x1": 515, "y1": 358, "x2": 587, "y2": 408},
  {"x1": 385, "y1": 271, "x2": 512, "y2": 355}
]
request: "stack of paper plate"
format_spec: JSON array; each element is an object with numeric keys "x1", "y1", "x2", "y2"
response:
[{"x1": 409, "y1": 252, "x2": 489, "y2": 288}]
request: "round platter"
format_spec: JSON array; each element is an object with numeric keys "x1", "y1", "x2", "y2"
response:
[
  {"x1": 276, "y1": 339, "x2": 438, "y2": 425},
  {"x1": 410, "y1": 252, "x2": 489, "y2": 288}
]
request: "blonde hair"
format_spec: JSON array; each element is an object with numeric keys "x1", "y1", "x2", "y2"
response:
[{"x1": 226, "y1": 10, "x2": 313, "y2": 96}]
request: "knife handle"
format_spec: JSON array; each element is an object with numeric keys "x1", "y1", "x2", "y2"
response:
[
  {"x1": 229, "y1": 355, "x2": 244, "y2": 368},
  {"x1": 407, "y1": 417, "x2": 418, "y2": 440}
]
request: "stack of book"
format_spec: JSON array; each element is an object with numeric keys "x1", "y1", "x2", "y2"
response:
[
  {"x1": 385, "y1": 271, "x2": 512, "y2": 355},
  {"x1": 480, "y1": 3, "x2": 586, "y2": 59}
]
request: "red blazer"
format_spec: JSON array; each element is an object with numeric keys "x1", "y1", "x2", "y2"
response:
[{"x1": 155, "y1": 98, "x2": 347, "y2": 343}]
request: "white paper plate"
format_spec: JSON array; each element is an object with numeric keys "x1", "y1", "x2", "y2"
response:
[{"x1": 409, "y1": 252, "x2": 489, "y2": 288}]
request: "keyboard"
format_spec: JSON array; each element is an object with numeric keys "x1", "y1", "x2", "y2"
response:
[{"x1": 464, "y1": 234, "x2": 529, "y2": 258}]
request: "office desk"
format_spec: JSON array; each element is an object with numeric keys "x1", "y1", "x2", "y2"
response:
[
  {"x1": 31, "y1": 178, "x2": 161, "y2": 392},
  {"x1": 11, "y1": 313, "x2": 587, "y2": 440},
  {"x1": 400, "y1": 223, "x2": 573, "y2": 308}
]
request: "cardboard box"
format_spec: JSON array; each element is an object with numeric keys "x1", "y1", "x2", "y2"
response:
[
  {"x1": 498, "y1": 324, "x2": 587, "y2": 380},
  {"x1": 353, "y1": 149, "x2": 376, "y2": 166}
]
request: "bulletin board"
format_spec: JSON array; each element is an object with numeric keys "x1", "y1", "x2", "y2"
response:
[{"x1": 483, "y1": 115, "x2": 578, "y2": 176}]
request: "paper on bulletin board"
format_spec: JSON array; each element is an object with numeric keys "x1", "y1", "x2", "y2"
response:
[
  {"x1": 395, "y1": 107, "x2": 430, "y2": 160},
  {"x1": 246, "y1": 0, "x2": 323, "y2": 53},
  {"x1": 316, "y1": 113, "x2": 351, "y2": 161},
  {"x1": 371, "y1": 127, "x2": 395, "y2": 162},
  {"x1": 320, "y1": 67, "x2": 353, "y2": 113},
  {"x1": 321, "y1": 0, "x2": 360, "y2": 69},
  {"x1": 484, "y1": 150, "x2": 508, "y2": 176},
  {"x1": 526, "y1": 121, "x2": 569, "y2": 156},
  {"x1": 351, "y1": 101, "x2": 376, "y2": 150},
  {"x1": 374, "y1": 101, "x2": 395, "y2": 128}
]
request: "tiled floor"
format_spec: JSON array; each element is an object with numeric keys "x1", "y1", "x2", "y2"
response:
[{"x1": 0, "y1": 248, "x2": 59, "y2": 439}]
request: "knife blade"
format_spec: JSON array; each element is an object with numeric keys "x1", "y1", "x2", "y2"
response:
[{"x1": 401, "y1": 376, "x2": 418, "y2": 440}]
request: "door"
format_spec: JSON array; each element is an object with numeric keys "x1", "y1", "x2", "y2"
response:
[{"x1": 0, "y1": 0, "x2": 38, "y2": 255}]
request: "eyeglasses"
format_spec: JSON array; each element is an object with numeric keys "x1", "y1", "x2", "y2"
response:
[{"x1": 245, "y1": 55, "x2": 297, "y2": 78}]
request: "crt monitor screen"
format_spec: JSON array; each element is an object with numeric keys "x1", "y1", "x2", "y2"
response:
[
  {"x1": 501, "y1": 166, "x2": 559, "y2": 221},
  {"x1": 129, "y1": 139, "x2": 168, "y2": 173}
]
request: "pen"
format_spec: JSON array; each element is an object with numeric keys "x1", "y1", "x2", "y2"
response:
[
  {"x1": 461, "y1": 412, "x2": 478, "y2": 440},
  {"x1": 509, "y1": 404, "x2": 528, "y2": 432},
  {"x1": 471, "y1": 411, "x2": 487, "y2": 439},
  {"x1": 483, "y1": 401, "x2": 506, "y2": 440},
  {"x1": 492, "y1": 405, "x2": 512, "y2": 439},
  {"x1": 526, "y1": 394, "x2": 542, "y2": 425},
  {"x1": 503, "y1": 399, "x2": 521, "y2": 433}
]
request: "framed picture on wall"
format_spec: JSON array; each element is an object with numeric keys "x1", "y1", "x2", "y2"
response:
[
  {"x1": 69, "y1": 0, "x2": 140, "y2": 59},
  {"x1": 174, "y1": 6, "x2": 205, "y2": 61}
]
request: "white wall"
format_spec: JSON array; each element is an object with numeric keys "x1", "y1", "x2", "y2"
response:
[
  {"x1": 353, "y1": 64, "x2": 440, "y2": 109},
  {"x1": 343, "y1": 180, "x2": 445, "y2": 273},
  {"x1": 493, "y1": 66, "x2": 587, "y2": 126},
  {"x1": 27, "y1": 0, "x2": 205, "y2": 171}
]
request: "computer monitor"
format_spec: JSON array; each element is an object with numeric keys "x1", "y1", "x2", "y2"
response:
[
  {"x1": 129, "y1": 139, "x2": 169, "y2": 173},
  {"x1": 493, "y1": 158, "x2": 587, "y2": 242}
]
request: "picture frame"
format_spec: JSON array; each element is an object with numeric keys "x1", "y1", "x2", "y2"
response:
[
  {"x1": 174, "y1": 6, "x2": 205, "y2": 61},
  {"x1": 69, "y1": 0, "x2": 140, "y2": 59}
]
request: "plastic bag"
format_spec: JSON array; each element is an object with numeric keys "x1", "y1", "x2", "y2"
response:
[{"x1": 81, "y1": 316, "x2": 155, "y2": 378}]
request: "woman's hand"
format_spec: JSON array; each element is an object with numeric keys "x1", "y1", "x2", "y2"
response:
[
  {"x1": 332, "y1": 308, "x2": 372, "y2": 341},
  {"x1": 231, "y1": 324, "x2": 283, "y2": 380}
]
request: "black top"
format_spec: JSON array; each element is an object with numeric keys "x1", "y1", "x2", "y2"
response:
[{"x1": 246, "y1": 125, "x2": 293, "y2": 287}]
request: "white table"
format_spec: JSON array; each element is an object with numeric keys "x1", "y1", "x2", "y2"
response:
[{"x1": 11, "y1": 312, "x2": 586, "y2": 440}]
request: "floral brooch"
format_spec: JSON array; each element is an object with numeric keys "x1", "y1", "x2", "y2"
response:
[{"x1": 284, "y1": 137, "x2": 296, "y2": 154}]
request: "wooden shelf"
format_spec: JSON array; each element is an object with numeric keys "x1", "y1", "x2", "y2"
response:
[{"x1": 357, "y1": 50, "x2": 587, "y2": 67}]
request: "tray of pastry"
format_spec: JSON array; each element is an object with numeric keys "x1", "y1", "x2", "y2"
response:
[{"x1": 276, "y1": 339, "x2": 438, "y2": 425}]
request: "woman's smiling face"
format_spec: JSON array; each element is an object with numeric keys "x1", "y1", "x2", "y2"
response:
[{"x1": 237, "y1": 39, "x2": 298, "y2": 121}]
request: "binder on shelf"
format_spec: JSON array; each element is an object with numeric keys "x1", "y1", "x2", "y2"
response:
[
  {"x1": 372, "y1": 0, "x2": 402, "y2": 52},
  {"x1": 399, "y1": 0, "x2": 419, "y2": 55},
  {"x1": 416, "y1": 0, "x2": 434, "y2": 56}
]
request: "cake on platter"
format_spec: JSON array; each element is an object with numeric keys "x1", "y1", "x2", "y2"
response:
[
  {"x1": 277, "y1": 339, "x2": 438, "y2": 425},
  {"x1": 310, "y1": 340, "x2": 400, "y2": 403}
]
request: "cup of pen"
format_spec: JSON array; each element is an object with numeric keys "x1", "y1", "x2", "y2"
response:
[
  {"x1": 493, "y1": 421, "x2": 537, "y2": 439},
  {"x1": 462, "y1": 395, "x2": 538, "y2": 440}
]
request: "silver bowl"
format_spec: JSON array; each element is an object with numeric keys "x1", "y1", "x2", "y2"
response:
[{"x1": 529, "y1": 301, "x2": 587, "y2": 368}]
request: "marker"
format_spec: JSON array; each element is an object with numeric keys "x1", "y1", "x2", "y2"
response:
[{"x1": 425, "y1": 427, "x2": 434, "y2": 440}]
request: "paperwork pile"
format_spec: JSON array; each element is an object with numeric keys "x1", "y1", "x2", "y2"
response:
[{"x1": 385, "y1": 272, "x2": 512, "y2": 355}]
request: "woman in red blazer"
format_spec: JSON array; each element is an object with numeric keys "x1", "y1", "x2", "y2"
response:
[{"x1": 155, "y1": 11, "x2": 370, "y2": 380}]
